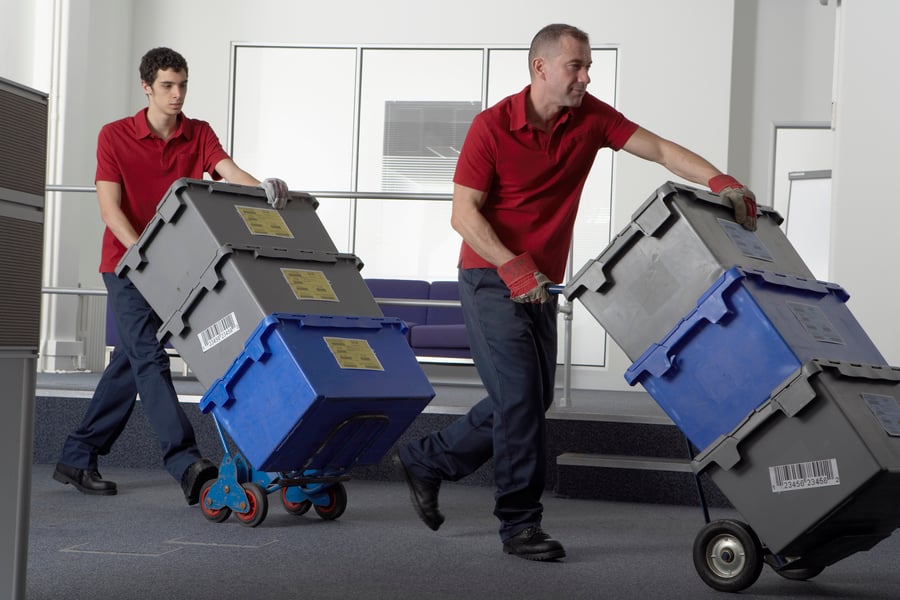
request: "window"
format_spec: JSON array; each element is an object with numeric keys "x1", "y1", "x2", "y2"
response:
[
  {"x1": 230, "y1": 43, "x2": 620, "y2": 367},
  {"x1": 382, "y1": 100, "x2": 480, "y2": 191}
]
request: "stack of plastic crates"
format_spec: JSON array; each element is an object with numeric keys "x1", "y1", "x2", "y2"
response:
[
  {"x1": 565, "y1": 181, "x2": 900, "y2": 591},
  {"x1": 116, "y1": 178, "x2": 435, "y2": 527}
]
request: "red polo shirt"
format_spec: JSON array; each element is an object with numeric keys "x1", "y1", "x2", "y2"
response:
[
  {"x1": 454, "y1": 86, "x2": 638, "y2": 283},
  {"x1": 95, "y1": 108, "x2": 230, "y2": 272}
]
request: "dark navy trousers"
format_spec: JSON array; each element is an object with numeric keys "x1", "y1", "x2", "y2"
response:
[
  {"x1": 401, "y1": 268, "x2": 558, "y2": 541},
  {"x1": 59, "y1": 272, "x2": 201, "y2": 481}
]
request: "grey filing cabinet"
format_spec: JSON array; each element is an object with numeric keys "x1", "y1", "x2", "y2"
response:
[{"x1": 0, "y1": 76, "x2": 47, "y2": 600}]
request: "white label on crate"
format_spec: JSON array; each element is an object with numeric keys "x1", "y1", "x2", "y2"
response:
[
  {"x1": 769, "y1": 458, "x2": 840, "y2": 493},
  {"x1": 198, "y1": 312, "x2": 241, "y2": 352},
  {"x1": 717, "y1": 218, "x2": 774, "y2": 262},
  {"x1": 787, "y1": 301, "x2": 844, "y2": 344},
  {"x1": 862, "y1": 393, "x2": 900, "y2": 436}
]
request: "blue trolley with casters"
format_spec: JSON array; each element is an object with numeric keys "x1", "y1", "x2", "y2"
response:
[{"x1": 196, "y1": 313, "x2": 435, "y2": 527}]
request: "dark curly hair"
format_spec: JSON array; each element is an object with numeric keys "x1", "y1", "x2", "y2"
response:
[{"x1": 139, "y1": 47, "x2": 188, "y2": 85}]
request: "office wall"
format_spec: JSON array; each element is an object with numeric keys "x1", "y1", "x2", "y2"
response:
[
  {"x1": 41, "y1": 1, "x2": 873, "y2": 388},
  {"x1": 54, "y1": 0, "x2": 736, "y2": 390},
  {"x1": 0, "y1": 0, "x2": 52, "y2": 92},
  {"x1": 36, "y1": 0, "x2": 134, "y2": 370},
  {"x1": 831, "y1": 1, "x2": 900, "y2": 363},
  {"x1": 732, "y1": 0, "x2": 836, "y2": 197}
]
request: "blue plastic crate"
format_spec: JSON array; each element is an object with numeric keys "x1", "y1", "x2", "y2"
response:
[
  {"x1": 199, "y1": 313, "x2": 435, "y2": 472},
  {"x1": 624, "y1": 267, "x2": 885, "y2": 450}
]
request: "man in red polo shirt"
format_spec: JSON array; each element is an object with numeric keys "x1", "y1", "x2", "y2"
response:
[
  {"x1": 395, "y1": 23, "x2": 756, "y2": 560},
  {"x1": 54, "y1": 47, "x2": 289, "y2": 505}
]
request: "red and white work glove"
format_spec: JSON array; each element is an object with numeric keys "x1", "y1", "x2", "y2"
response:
[
  {"x1": 260, "y1": 178, "x2": 290, "y2": 209},
  {"x1": 709, "y1": 174, "x2": 758, "y2": 231},
  {"x1": 498, "y1": 252, "x2": 552, "y2": 304}
]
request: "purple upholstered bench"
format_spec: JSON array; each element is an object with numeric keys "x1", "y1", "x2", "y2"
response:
[
  {"x1": 409, "y1": 281, "x2": 471, "y2": 359},
  {"x1": 364, "y1": 279, "x2": 471, "y2": 360}
]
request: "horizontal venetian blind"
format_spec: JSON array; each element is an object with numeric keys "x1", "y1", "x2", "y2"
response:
[{"x1": 381, "y1": 100, "x2": 480, "y2": 192}]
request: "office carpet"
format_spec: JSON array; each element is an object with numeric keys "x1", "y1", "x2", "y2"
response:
[{"x1": 26, "y1": 464, "x2": 899, "y2": 600}]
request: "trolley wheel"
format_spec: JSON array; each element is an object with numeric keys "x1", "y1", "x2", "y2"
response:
[
  {"x1": 693, "y1": 519, "x2": 764, "y2": 592},
  {"x1": 235, "y1": 482, "x2": 268, "y2": 528},
  {"x1": 774, "y1": 565, "x2": 825, "y2": 581},
  {"x1": 313, "y1": 482, "x2": 348, "y2": 521},
  {"x1": 281, "y1": 486, "x2": 312, "y2": 516},
  {"x1": 199, "y1": 479, "x2": 231, "y2": 523}
]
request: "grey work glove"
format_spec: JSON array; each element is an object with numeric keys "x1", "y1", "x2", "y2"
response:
[
  {"x1": 709, "y1": 174, "x2": 758, "y2": 231},
  {"x1": 260, "y1": 178, "x2": 289, "y2": 209}
]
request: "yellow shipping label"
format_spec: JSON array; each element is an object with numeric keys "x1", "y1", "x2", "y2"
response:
[
  {"x1": 324, "y1": 337, "x2": 384, "y2": 371},
  {"x1": 281, "y1": 268, "x2": 339, "y2": 301},
  {"x1": 235, "y1": 205, "x2": 294, "y2": 238}
]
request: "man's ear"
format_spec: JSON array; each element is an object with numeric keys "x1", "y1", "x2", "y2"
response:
[
  {"x1": 531, "y1": 57, "x2": 546, "y2": 80},
  {"x1": 141, "y1": 80, "x2": 152, "y2": 96}
]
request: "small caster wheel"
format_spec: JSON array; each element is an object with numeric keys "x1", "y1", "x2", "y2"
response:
[
  {"x1": 314, "y1": 483, "x2": 347, "y2": 521},
  {"x1": 774, "y1": 565, "x2": 824, "y2": 581},
  {"x1": 199, "y1": 479, "x2": 231, "y2": 523},
  {"x1": 693, "y1": 519, "x2": 764, "y2": 592},
  {"x1": 235, "y1": 482, "x2": 268, "y2": 528},
  {"x1": 281, "y1": 486, "x2": 312, "y2": 516}
]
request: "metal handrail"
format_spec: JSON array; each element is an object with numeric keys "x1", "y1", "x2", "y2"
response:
[
  {"x1": 45, "y1": 185, "x2": 96, "y2": 193},
  {"x1": 39, "y1": 288, "x2": 462, "y2": 307},
  {"x1": 43, "y1": 183, "x2": 575, "y2": 407},
  {"x1": 42, "y1": 287, "x2": 105, "y2": 296},
  {"x1": 45, "y1": 184, "x2": 454, "y2": 202}
]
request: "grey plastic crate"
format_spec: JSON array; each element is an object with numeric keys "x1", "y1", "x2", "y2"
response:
[
  {"x1": 564, "y1": 181, "x2": 815, "y2": 360},
  {"x1": 157, "y1": 245, "x2": 382, "y2": 387},
  {"x1": 116, "y1": 177, "x2": 337, "y2": 322},
  {"x1": 693, "y1": 359, "x2": 900, "y2": 568}
]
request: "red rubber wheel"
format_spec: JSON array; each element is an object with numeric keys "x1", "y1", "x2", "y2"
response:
[
  {"x1": 235, "y1": 482, "x2": 268, "y2": 528},
  {"x1": 313, "y1": 483, "x2": 347, "y2": 521},
  {"x1": 199, "y1": 479, "x2": 231, "y2": 523},
  {"x1": 281, "y1": 487, "x2": 312, "y2": 516}
]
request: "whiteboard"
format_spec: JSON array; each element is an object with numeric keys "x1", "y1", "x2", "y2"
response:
[
  {"x1": 771, "y1": 124, "x2": 832, "y2": 218},
  {"x1": 785, "y1": 170, "x2": 832, "y2": 281}
]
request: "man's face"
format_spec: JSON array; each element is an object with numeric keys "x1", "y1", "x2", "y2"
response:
[
  {"x1": 540, "y1": 35, "x2": 592, "y2": 108},
  {"x1": 142, "y1": 68, "x2": 187, "y2": 117}
]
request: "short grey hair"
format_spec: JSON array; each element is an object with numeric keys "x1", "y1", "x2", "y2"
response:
[{"x1": 528, "y1": 24, "x2": 590, "y2": 70}]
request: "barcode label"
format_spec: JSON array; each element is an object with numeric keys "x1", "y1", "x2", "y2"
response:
[
  {"x1": 198, "y1": 312, "x2": 240, "y2": 352},
  {"x1": 769, "y1": 458, "x2": 840, "y2": 493}
]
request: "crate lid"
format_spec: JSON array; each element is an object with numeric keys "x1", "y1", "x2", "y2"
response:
[
  {"x1": 692, "y1": 358, "x2": 900, "y2": 474},
  {"x1": 624, "y1": 266, "x2": 849, "y2": 384},
  {"x1": 563, "y1": 181, "x2": 785, "y2": 300},
  {"x1": 114, "y1": 178, "x2": 321, "y2": 277},
  {"x1": 199, "y1": 313, "x2": 409, "y2": 414}
]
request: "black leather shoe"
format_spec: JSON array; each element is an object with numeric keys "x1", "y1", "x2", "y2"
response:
[
  {"x1": 180, "y1": 458, "x2": 218, "y2": 506},
  {"x1": 503, "y1": 526, "x2": 566, "y2": 561},
  {"x1": 53, "y1": 463, "x2": 117, "y2": 496},
  {"x1": 393, "y1": 450, "x2": 444, "y2": 531}
]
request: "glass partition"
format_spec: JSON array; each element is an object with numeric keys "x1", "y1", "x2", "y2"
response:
[{"x1": 230, "y1": 43, "x2": 619, "y2": 367}]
